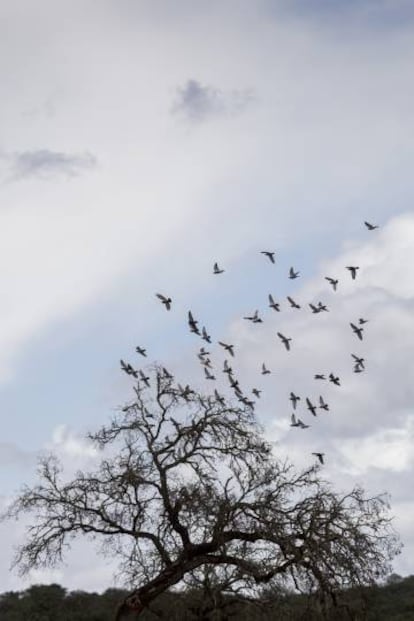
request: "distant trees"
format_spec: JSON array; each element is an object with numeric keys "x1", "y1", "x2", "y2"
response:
[{"x1": 4, "y1": 365, "x2": 401, "y2": 619}]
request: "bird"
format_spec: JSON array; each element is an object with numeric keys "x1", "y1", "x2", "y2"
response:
[
  {"x1": 359, "y1": 317, "x2": 368, "y2": 325},
  {"x1": 120, "y1": 359, "x2": 138, "y2": 378},
  {"x1": 162, "y1": 367, "x2": 173, "y2": 379},
  {"x1": 354, "y1": 365, "x2": 364, "y2": 373},
  {"x1": 201, "y1": 326, "x2": 212, "y2": 343},
  {"x1": 199, "y1": 356, "x2": 213, "y2": 368},
  {"x1": 139, "y1": 370, "x2": 150, "y2": 387},
  {"x1": 213, "y1": 262, "x2": 224, "y2": 274},
  {"x1": 223, "y1": 359, "x2": 233, "y2": 375},
  {"x1": 328, "y1": 373, "x2": 340, "y2": 386},
  {"x1": 312, "y1": 452, "x2": 325, "y2": 465},
  {"x1": 188, "y1": 311, "x2": 200, "y2": 335},
  {"x1": 314, "y1": 374, "x2": 326, "y2": 380},
  {"x1": 229, "y1": 376, "x2": 241, "y2": 391},
  {"x1": 135, "y1": 346, "x2": 147, "y2": 357},
  {"x1": 261, "y1": 363, "x2": 271, "y2": 375},
  {"x1": 350, "y1": 322, "x2": 364, "y2": 341},
  {"x1": 306, "y1": 398, "x2": 317, "y2": 417},
  {"x1": 268, "y1": 294, "x2": 281, "y2": 312},
  {"x1": 309, "y1": 303, "x2": 321, "y2": 314},
  {"x1": 218, "y1": 341, "x2": 235, "y2": 357},
  {"x1": 156, "y1": 293, "x2": 172, "y2": 310},
  {"x1": 325, "y1": 277, "x2": 338, "y2": 291},
  {"x1": 319, "y1": 396, "x2": 329, "y2": 411},
  {"x1": 214, "y1": 390, "x2": 225, "y2": 406},
  {"x1": 346, "y1": 266, "x2": 359, "y2": 280},
  {"x1": 244, "y1": 310, "x2": 262, "y2": 323},
  {"x1": 289, "y1": 392, "x2": 300, "y2": 409},
  {"x1": 289, "y1": 267, "x2": 300, "y2": 279},
  {"x1": 178, "y1": 384, "x2": 194, "y2": 401},
  {"x1": 317, "y1": 301, "x2": 329, "y2": 312},
  {"x1": 252, "y1": 388, "x2": 262, "y2": 398},
  {"x1": 351, "y1": 354, "x2": 365, "y2": 369},
  {"x1": 261, "y1": 251, "x2": 276, "y2": 264},
  {"x1": 204, "y1": 367, "x2": 216, "y2": 381},
  {"x1": 364, "y1": 221, "x2": 379, "y2": 231},
  {"x1": 199, "y1": 347, "x2": 210, "y2": 357},
  {"x1": 277, "y1": 332, "x2": 292, "y2": 351},
  {"x1": 291, "y1": 414, "x2": 309, "y2": 429},
  {"x1": 287, "y1": 296, "x2": 301, "y2": 309}
]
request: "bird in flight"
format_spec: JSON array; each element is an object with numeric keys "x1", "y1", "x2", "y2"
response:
[
  {"x1": 201, "y1": 326, "x2": 212, "y2": 343},
  {"x1": 204, "y1": 367, "x2": 216, "y2": 381},
  {"x1": 289, "y1": 267, "x2": 300, "y2": 279},
  {"x1": 277, "y1": 332, "x2": 292, "y2": 350},
  {"x1": 309, "y1": 303, "x2": 321, "y2": 314},
  {"x1": 317, "y1": 301, "x2": 329, "y2": 312},
  {"x1": 350, "y1": 322, "x2": 364, "y2": 341},
  {"x1": 162, "y1": 367, "x2": 173, "y2": 379},
  {"x1": 346, "y1": 266, "x2": 359, "y2": 280},
  {"x1": 325, "y1": 277, "x2": 338, "y2": 291},
  {"x1": 261, "y1": 363, "x2": 271, "y2": 375},
  {"x1": 359, "y1": 317, "x2": 368, "y2": 325},
  {"x1": 244, "y1": 309, "x2": 263, "y2": 323},
  {"x1": 214, "y1": 390, "x2": 225, "y2": 406},
  {"x1": 188, "y1": 311, "x2": 200, "y2": 335},
  {"x1": 223, "y1": 359, "x2": 233, "y2": 375},
  {"x1": 365, "y1": 221, "x2": 379, "y2": 231},
  {"x1": 252, "y1": 388, "x2": 262, "y2": 398},
  {"x1": 287, "y1": 296, "x2": 301, "y2": 309},
  {"x1": 351, "y1": 354, "x2": 365, "y2": 369},
  {"x1": 329, "y1": 373, "x2": 340, "y2": 386},
  {"x1": 178, "y1": 384, "x2": 194, "y2": 401},
  {"x1": 319, "y1": 396, "x2": 329, "y2": 411},
  {"x1": 261, "y1": 251, "x2": 276, "y2": 264},
  {"x1": 213, "y1": 262, "x2": 224, "y2": 274},
  {"x1": 312, "y1": 452, "x2": 325, "y2": 465},
  {"x1": 120, "y1": 359, "x2": 138, "y2": 378},
  {"x1": 156, "y1": 293, "x2": 172, "y2": 310},
  {"x1": 289, "y1": 392, "x2": 300, "y2": 409},
  {"x1": 135, "y1": 346, "x2": 147, "y2": 357},
  {"x1": 139, "y1": 370, "x2": 150, "y2": 387},
  {"x1": 199, "y1": 347, "x2": 210, "y2": 357},
  {"x1": 219, "y1": 341, "x2": 235, "y2": 357},
  {"x1": 268, "y1": 294, "x2": 281, "y2": 312},
  {"x1": 291, "y1": 414, "x2": 309, "y2": 429},
  {"x1": 306, "y1": 398, "x2": 317, "y2": 417},
  {"x1": 314, "y1": 374, "x2": 326, "y2": 380}
]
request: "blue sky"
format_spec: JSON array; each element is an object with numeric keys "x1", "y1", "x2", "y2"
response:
[{"x1": 0, "y1": 0, "x2": 414, "y2": 592}]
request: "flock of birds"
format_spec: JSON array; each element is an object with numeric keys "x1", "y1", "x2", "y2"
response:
[{"x1": 122, "y1": 221, "x2": 379, "y2": 466}]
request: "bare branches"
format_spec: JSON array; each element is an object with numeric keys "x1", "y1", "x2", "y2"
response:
[{"x1": 2, "y1": 364, "x2": 401, "y2": 619}]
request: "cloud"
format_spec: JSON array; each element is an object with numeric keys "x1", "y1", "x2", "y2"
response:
[
  {"x1": 4, "y1": 149, "x2": 97, "y2": 181},
  {"x1": 172, "y1": 79, "x2": 254, "y2": 123}
]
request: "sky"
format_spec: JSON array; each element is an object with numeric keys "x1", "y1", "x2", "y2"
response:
[{"x1": 0, "y1": 0, "x2": 413, "y2": 593}]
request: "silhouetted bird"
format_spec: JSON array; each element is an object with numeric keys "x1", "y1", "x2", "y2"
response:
[
  {"x1": 268, "y1": 294, "x2": 281, "y2": 311},
  {"x1": 188, "y1": 311, "x2": 200, "y2": 335},
  {"x1": 309, "y1": 303, "x2": 321, "y2": 314},
  {"x1": 214, "y1": 390, "x2": 225, "y2": 406},
  {"x1": 261, "y1": 363, "x2": 271, "y2": 375},
  {"x1": 289, "y1": 267, "x2": 300, "y2": 279},
  {"x1": 244, "y1": 310, "x2": 262, "y2": 323},
  {"x1": 319, "y1": 396, "x2": 329, "y2": 411},
  {"x1": 359, "y1": 317, "x2": 368, "y2": 325},
  {"x1": 261, "y1": 251, "x2": 276, "y2": 263},
  {"x1": 135, "y1": 346, "x2": 147, "y2": 357},
  {"x1": 325, "y1": 277, "x2": 338, "y2": 291},
  {"x1": 252, "y1": 388, "x2": 262, "y2": 398},
  {"x1": 346, "y1": 266, "x2": 359, "y2": 280},
  {"x1": 204, "y1": 367, "x2": 215, "y2": 380},
  {"x1": 306, "y1": 398, "x2": 317, "y2": 416},
  {"x1": 314, "y1": 374, "x2": 326, "y2": 380},
  {"x1": 365, "y1": 221, "x2": 379, "y2": 230},
  {"x1": 199, "y1": 357, "x2": 213, "y2": 368},
  {"x1": 312, "y1": 452, "x2": 325, "y2": 464},
  {"x1": 213, "y1": 262, "x2": 224, "y2": 274},
  {"x1": 350, "y1": 322, "x2": 364, "y2": 341},
  {"x1": 162, "y1": 367, "x2": 173, "y2": 379},
  {"x1": 223, "y1": 359, "x2": 233, "y2": 375},
  {"x1": 317, "y1": 301, "x2": 329, "y2": 312},
  {"x1": 201, "y1": 326, "x2": 211, "y2": 343},
  {"x1": 354, "y1": 365, "x2": 364, "y2": 373},
  {"x1": 277, "y1": 332, "x2": 292, "y2": 350},
  {"x1": 199, "y1": 347, "x2": 210, "y2": 357},
  {"x1": 156, "y1": 293, "x2": 172, "y2": 310},
  {"x1": 351, "y1": 354, "x2": 365, "y2": 369},
  {"x1": 290, "y1": 392, "x2": 300, "y2": 409},
  {"x1": 219, "y1": 341, "x2": 235, "y2": 357},
  {"x1": 291, "y1": 414, "x2": 309, "y2": 429},
  {"x1": 329, "y1": 373, "x2": 340, "y2": 386},
  {"x1": 120, "y1": 359, "x2": 138, "y2": 378},
  {"x1": 139, "y1": 370, "x2": 150, "y2": 387},
  {"x1": 287, "y1": 296, "x2": 301, "y2": 309}
]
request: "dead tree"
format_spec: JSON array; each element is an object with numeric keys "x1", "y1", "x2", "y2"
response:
[{"x1": 3, "y1": 365, "x2": 401, "y2": 619}]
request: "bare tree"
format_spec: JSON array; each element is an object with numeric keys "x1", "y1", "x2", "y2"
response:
[{"x1": 3, "y1": 365, "x2": 401, "y2": 619}]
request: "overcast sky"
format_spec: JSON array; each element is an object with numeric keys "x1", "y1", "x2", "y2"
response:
[{"x1": 0, "y1": 0, "x2": 413, "y2": 593}]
